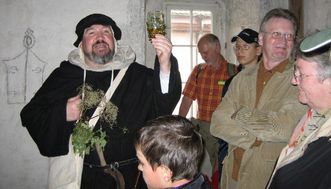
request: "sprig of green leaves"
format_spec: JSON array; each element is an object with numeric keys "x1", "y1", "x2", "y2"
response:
[
  {"x1": 72, "y1": 120, "x2": 107, "y2": 157},
  {"x1": 71, "y1": 84, "x2": 126, "y2": 156}
]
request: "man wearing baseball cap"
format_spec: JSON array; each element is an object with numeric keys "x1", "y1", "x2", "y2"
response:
[{"x1": 21, "y1": 13, "x2": 182, "y2": 189}]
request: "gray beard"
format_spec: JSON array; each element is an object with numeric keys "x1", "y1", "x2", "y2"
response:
[{"x1": 84, "y1": 50, "x2": 114, "y2": 65}]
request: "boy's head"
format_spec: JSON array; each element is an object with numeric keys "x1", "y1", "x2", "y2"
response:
[{"x1": 135, "y1": 115, "x2": 204, "y2": 188}]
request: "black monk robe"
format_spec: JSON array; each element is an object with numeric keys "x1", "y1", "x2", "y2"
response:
[{"x1": 20, "y1": 56, "x2": 181, "y2": 189}]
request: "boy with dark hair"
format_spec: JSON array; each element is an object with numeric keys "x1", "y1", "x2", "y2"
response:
[{"x1": 135, "y1": 115, "x2": 211, "y2": 189}]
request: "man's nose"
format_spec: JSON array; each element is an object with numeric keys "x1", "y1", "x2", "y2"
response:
[
  {"x1": 96, "y1": 32, "x2": 105, "y2": 40},
  {"x1": 291, "y1": 75, "x2": 298, "y2": 85}
]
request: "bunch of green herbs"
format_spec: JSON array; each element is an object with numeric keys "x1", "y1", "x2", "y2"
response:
[{"x1": 72, "y1": 84, "x2": 126, "y2": 157}]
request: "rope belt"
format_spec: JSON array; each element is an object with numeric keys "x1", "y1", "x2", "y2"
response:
[{"x1": 84, "y1": 157, "x2": 138, "y2": 170}]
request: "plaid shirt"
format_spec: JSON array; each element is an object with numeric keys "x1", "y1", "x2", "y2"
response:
[{"x1": 183, "y1": 56, "x2": 234, "y2": 122}]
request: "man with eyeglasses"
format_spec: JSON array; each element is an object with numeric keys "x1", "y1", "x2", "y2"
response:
[
  {"x1": 267, "y1": 27, "x2": 331, "y2": 189},
  {"x1": 211, "y1": 8, "x2": 307, "y2": 189}
]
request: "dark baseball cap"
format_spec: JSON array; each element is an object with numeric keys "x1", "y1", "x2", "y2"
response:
[
  {"x1": 300, "y1": 27, "x2": 331, "y2": 52},
  {"x1": 231, "y1": 28, "x2": 259, "y2": 44},
  {"x1": 73, "y1": 13, "x2": 122, "y2": 47}
]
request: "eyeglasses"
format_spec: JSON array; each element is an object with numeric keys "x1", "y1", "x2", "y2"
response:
[
  {"x1": 233, "y1": 44, "x2": 253, "y2": 51},
  {"x1": 293, "y1": 66, "x2": 319, "y2": 82},
  {"x1": 264, "y1": 31, "x2": 295, "y2": 41}
]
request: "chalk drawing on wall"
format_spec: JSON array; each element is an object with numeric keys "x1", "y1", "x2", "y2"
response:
[{"x1": 1, "y1": 28, "x2": 47, "y2": 104}]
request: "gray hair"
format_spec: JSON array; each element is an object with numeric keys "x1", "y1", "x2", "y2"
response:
[
  {"x1": 198, "y1": 33, "x2": 220, "y2": 46},
  {"x1": 297, "y1": 44, "x2": 331, "y2": 81},
  {"x1": 260, "y1": 8, "x2": 298, "y2": 36}
]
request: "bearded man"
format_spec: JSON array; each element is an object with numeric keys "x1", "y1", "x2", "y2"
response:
[{"x1": 20, "y1": 13, "x2": 181, "y2": 189}]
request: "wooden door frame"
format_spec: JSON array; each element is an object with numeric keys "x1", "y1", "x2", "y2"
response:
[{"x1": 289, "y1": 0, "x2": 304, "y2": 40}]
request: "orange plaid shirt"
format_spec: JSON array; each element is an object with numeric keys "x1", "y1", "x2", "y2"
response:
[{"x1": 183, "y1": 55, "x2": 234, "y2": 122}]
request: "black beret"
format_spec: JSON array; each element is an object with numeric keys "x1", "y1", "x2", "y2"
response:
[{"x1": 73, "y1": 13, "x2": 122, "y2": 47}]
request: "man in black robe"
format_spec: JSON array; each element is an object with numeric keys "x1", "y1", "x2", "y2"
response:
[{"x1": 20, "y1": 13, "x2": 181, "y2": 189}]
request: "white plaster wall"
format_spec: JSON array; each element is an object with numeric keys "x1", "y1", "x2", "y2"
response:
[
  {"x1": 259, "y1": 0, "x2": 288, "y2": 20},
  {"x1": 0, "y1": 0, "x2": 145, "y2": 188},
  {"x1": 304, "y1": 0, "x2": 331, "y2": 35},
  {"x1": 225, "y1": 0, "x2": 261, "y2": 64}
]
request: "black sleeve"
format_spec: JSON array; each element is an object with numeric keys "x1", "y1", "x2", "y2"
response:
[
  {"x1": 20, "y1": 64, "x2": 79, "y2": 157},
  {"x1": 20, "y1": 96, "x2": 73, "y2": 157},
  {"x1": 153, "y1": 55, "x2": 182, "y2": 116},
  {"x1": 319, "y1": 171, "x2": 331, "y2": 189}
]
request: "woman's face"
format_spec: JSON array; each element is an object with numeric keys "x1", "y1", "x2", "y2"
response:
[{"x1": 234, "y1": 38, "x2": 261, "y2": 67}]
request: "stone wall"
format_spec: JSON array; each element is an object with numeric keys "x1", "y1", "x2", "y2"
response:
[{"x1": 304, "y1": 0, "x2": 331, "y2": 35}]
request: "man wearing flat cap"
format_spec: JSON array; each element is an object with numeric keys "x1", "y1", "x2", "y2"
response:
[{"x1": 20, "y1": 13, "x2": 181, "y2": 189}]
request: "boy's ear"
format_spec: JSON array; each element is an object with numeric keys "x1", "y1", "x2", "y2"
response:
[{"x1": 161, "y1": 166, "x2": 173, "y2": 183}]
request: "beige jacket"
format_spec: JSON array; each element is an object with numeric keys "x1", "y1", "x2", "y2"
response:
[{"x1": 210, "y1": 61, "x2": 307, "y2": 189}]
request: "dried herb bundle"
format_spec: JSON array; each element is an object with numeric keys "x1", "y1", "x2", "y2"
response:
[{"x1": 72, "y1": 84, "x2": 125, "y2": 156}]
